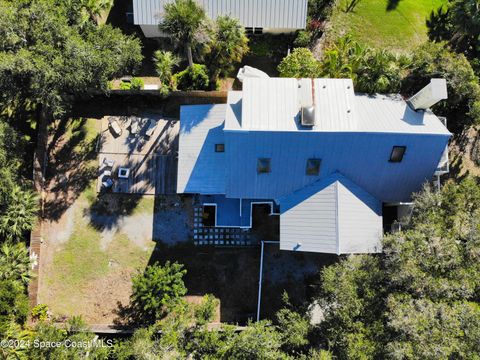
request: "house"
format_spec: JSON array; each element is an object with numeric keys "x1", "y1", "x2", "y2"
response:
[
  {"x1": 176, "y1": 76, "x2": 451, "y2": 254},
  {"x1": 132, "y1": 0, "x2": 308, "y2": 38}
]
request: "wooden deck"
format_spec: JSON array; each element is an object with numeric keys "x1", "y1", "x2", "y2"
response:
[{"x1": 97, "y1": 116, "x2": 179, "y2": 195}]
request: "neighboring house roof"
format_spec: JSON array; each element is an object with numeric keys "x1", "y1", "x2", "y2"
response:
[
  {"x1": 225, "y1": 78, "x2": 451, "y2": 135},
  {"x1": 133, "y1": 0, "x2": 308, "y2": 29},
  {"x1": 279, "y1": 173, "x2": 382, "y2": 254},
  {"x1": 177, "y1": 105, "x2": 226, "y2": 194}
]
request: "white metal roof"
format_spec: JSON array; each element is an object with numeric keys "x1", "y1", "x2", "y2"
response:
[
  {"x1": 226, "y1": 77, "x2": 451, "y2": 135},
  {"x1": 177, "y1": 104, "x2": 226, "y2": 194},
  {"x1": 133, "y1": 0, "x2": 308, "y2": 29},
  {"x1": 355, "y1": 94, "x2": 451, "y2": 135},
  {"x1": 279, "y1": 173, "x2": 383, "y2": 254}
]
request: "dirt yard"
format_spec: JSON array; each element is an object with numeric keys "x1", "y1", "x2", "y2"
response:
[{"x1": 37, "y1": 117, "x2": 337, "y2": 326}]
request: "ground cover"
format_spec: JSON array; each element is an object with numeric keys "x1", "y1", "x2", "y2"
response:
[{"x1": 327, "y1": 0, "x2": 446, "y2": 53}]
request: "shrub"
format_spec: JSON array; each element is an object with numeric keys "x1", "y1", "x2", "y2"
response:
[
  {"x1": 31, "y1": 304, "x2": 49, "y2": 322},
  {"x1": 130, "y1": 77, "x2": 144, "y2": 90},
  {"x1": 194, "y1": 294, "x2": 219, "y2": 326},
  {"x1": 131, "y1": 261, "x2": 187, "y2": 323},
  {"x1": 278, "y1": 48, "x2": 321, "y2": 78},
  {"x1": 173, "y1": 64, "x2": 210, "y2": 91},
  {"x1": 119, "y1": 77, "x2": 144, "y2": 90},
  {"x1": 0, "y1": 279, "x2": 29, "y2": 327},
  {"x1": 294, "y1": 30, "x2": 312, "y2": 48}
]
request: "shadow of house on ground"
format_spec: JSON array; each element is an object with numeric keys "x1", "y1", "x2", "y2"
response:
[{"x1": 43, "y1": 118, "x2": 103, "y2": 221}]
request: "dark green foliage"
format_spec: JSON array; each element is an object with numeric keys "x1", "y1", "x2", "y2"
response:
[
  {"x1": 159, "y1": 0, "x2": 207, "y2": 67},
  {"x1": 0, "y1": 279, "x2": 28, "y2": 330},
  {"x1": 317, "y1": 178, "x2": 480, "y2": 359},
  {"x1": 173, "y1": 64, "x2": 210, "y2": 91},
  {"x1": 308, "y1": 0, "x2": 335, "y2": 20},
  {"x1": 427, "y1": 0, "x2": 480, "y2": 60},
  {"x1": 402, "y1": 42, "x2": 480, "y2": 129},
  {"x1": 0, "y1": 0, "x2": 143, "y2": 118},
  {"x1": 131, "y1": 261, "x2": 187, "y2": 323},
  {"x1": 0, "y1": 242, "x2": 32, "y2": 285},
  {"x1": 205, "y1": 15, "x2": 249, "y2": 84}
]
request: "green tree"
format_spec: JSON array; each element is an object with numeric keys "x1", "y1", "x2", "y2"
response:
[
  {"x1": 159, "y1": 0, "x2": 207, "y2": 67},
  {"x1": 153, "y1": 50, "x2": 180, "y2": 90},
  {"x1": 131, "y1": 261, "x2": 187, "y2": 324},
  {"x1": 0, "y1": 185, "x2": 38, "y2": 242},
  {"x1": 0, "y1": 0, "x2": 143, "y2": 119},
  {"x1": 316, "y1": 178, "x2": 480, "y2": 359},
  {"x1": 278, "y1": 48, "x2": 321, "y2": 78},
  {"x1": 0, "y1": 279, "x2": 29, "y2": 330},
  {"x1": 206, "y1": 15, "x2": 249, "y2": 85},
  {"x1": 275, "y1": 293, "x2": 310, "y2": 355},
  {"x1": 402, "y1": 42, "x2": 480, "y2": 129},
  {"x1": 0, "y1": 242, "x2": 32, "y2": 285}
]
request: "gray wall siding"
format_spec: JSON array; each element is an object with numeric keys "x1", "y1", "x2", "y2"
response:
[
  {"x1": 280, "y1": 182, "x2": 338, "y2": 253},
  {"x1": 337, "y1": 182, "x2": 382, "y2": 254},
  {"x1": 133, "y1": 0, "x2": 308, "y2": 29}
]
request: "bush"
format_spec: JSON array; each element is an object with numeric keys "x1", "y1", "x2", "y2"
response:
[
  {"x1": 173, "y1": 64, "x2": 210, "y2": 91},
  {"x1": 0, "y1": 279, "x2": 29, "y2": 327},
  {"x1": 31, "y1": 304, "x2": 49, "y2": 322},
  {"x1": 119, "y1": 77, "x2": 144, "y2": 90},
  {"x1": 194, "y1": 294, "x2": 219, "y2": 326},
  {"x1": 130, "y1": 77, "x2": 144, "y2": 90},
  {"x1": 131, "y1": 261, "x2": 187, "y2": 323},
  {"x1": 294, "y1": 30, "x2": 312, "y2": 48},
  {"x1": 278, "y1": 48, "x2": 321, "y2": 78}
]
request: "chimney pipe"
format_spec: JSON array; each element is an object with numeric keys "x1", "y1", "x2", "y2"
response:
[{"x1": 407, "y1": 78, "x2": 448, "y2": 111}]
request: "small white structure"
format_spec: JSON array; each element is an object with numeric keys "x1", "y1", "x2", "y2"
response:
[
  {"x1": 133, "y1": 0, "x2": 308, "y2": 38},
  {"x1": 407, "y1": 78, "x2": 448, "y2": 111},
  {"x1": 236, "y1": 66, "x2": 270, "y2": 83}
]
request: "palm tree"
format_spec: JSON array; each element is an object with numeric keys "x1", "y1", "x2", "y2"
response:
[
  {"x1": 159, "y1": 0, "x2": 207, "y2": 67},
  {"x1": 206, "y1": 16, "x2": 249, "y2": 84},
  {"x1": 0, "y1": 185, "x2": 39, "y2": 242},
  {"x1": 153, "y1": 50, "x2": 180, "y2": 87},
  {"x1": 83, "y1": 0, "x2": 114, "y2": 23},
  {"x1": 0, "y1": 241, "x2": 32, "y2": 285}
]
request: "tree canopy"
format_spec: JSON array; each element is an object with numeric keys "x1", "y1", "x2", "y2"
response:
[
  {"x1": 316, "y1": 178, "x2": 480, "y2": 359},
  {"x1": 0, "y1": 0, "x2": 142, "y2": 119}
]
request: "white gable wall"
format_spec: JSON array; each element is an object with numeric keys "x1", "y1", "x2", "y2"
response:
[{"x1": 337, "y1": 182, "x2": 382, "y2": 254}]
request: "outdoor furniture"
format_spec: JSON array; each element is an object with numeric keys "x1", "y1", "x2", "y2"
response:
[
  {"x1": 101, "y1": 176, "x2": 113, "y2": 189},
  {"x1": 108, "y1": 118, "x2": 122, "y2": 137},
  {"x1": 145, "y1": 119, "x2": 157, "y2": 139},
  {"x1": 118, "y1": 167, "x2": 130, "y2": 179},
  {"x1": 130, "y1": 117, "x2": 140, "y2": 136},
  {"x1": 103, "y1": 170, "x2": 112, "y2": 177},
  {"x1": 102, "y1": 158, "x2": 115, "y2": 168}
]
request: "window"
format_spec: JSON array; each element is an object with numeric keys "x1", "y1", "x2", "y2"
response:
[
  {"x1": 389, "y1": 146, "x2": 406, "y2": 162},
  {"x1": 254, "y1": 27, "x2": 263, "y2": 35},
  {"x1": 215, "y1": 143, "x2": 225, "y2": 152},
  {"x1": 245, "y1": 27, "x2": 254, "y2": 35},
  {"x1": 306, "y1": 158, "x2": 321, "y2": 175},
  {"x1": 257, "y1": 158, "x2": 271, "y2": 174}
]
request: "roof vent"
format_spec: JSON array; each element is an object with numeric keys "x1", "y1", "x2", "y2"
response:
[
  {"x1": 407, "y1": 78, "x2": 448, "y2": 111},
  {"x1": 301, "y1": 106, "x2": 315, "y2": 127}
]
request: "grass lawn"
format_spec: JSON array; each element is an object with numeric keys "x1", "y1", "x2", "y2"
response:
[{"x1": 327, "y1": 0, "x2": 447, "y2": 53}]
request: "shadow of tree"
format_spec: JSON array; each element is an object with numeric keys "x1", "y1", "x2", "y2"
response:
[
  {"x1": 386, "y1": 0, "x2": 402, "y2": 11},
  {"x1": 43, "y1": 118, "x2": 103, "y2": 221}
]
